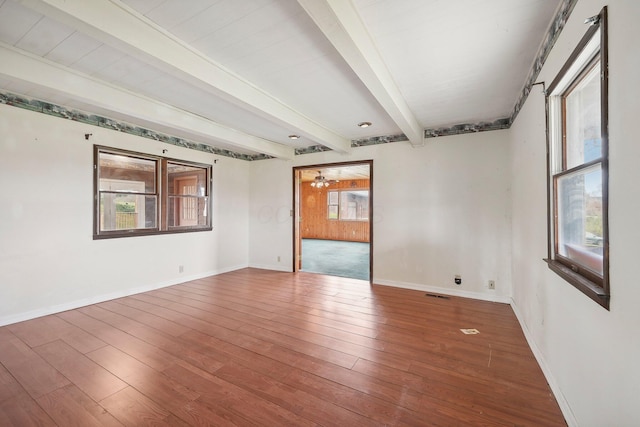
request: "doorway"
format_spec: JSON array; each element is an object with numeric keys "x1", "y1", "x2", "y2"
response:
[{"x1": 293, "y1": 161, "x2": 373, "y2": 282}]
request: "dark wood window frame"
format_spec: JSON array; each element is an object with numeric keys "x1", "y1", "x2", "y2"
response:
[
  {"x1": 94, "y1": 145, "x2": 212, "y2": 239},
  {"x1": 544, "y1": 7, "x2": 609, "y2": 309}
]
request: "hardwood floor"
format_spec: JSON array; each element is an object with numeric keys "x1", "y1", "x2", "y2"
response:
[{"x1": 0, "y1": 268, "x2": 566, "y2": 426}]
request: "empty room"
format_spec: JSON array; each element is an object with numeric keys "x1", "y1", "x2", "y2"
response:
[{"x1": 1, "y1": 0, "x2": 639, "y2": 426}]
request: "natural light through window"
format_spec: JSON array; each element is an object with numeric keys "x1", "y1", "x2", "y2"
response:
[
  {"x1": 94, "y1": 147, "x2": 212, "y2": 238},
  {"x1": 545, "y1": 7, "x2": 609, "y2": 308},
  {"x1": 327, "y1": 190, "x2": 369, "y2": 221}
]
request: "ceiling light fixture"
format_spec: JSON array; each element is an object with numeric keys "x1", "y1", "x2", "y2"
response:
[
  {"x1": 357, "y1": 121, "x2": 372, "y2": 128},
  {"x1": 310, "y1": 170, "x2": 331, "y2": 188},
  {"x1": 288, "y1": 134, "x2": 300, "y2": 140}
]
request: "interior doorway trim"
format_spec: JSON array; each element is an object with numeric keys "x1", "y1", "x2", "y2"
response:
[{"x1": 292, "y1": 160, "x2": 373, "y2": 283}]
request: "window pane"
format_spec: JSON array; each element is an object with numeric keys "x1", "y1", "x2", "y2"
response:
[
  {"x1": 167, "y1": 162, "x2": 207, "y2": 196},
  {"x1": 339, "y1": 190, "x2": 369, "y2": 221},
  {"x1": 556, "y1": 164, "x2": 603, "y2": 274},
  {"x1": 328, "y1": 191, "x2": 338, "y2": 219},
  {"x1": 328, "y1": 191, "x2": 339, "y2": 206},
  {"x1": 565, "y1": 60, "x2": 601, "y2": 169},
  {"x1": 98, "y1": 152, "x2": 156, "y2": 193},
  {"x1": 100, "y1": 193, "x2": 157, "y2": 231},
  {"x1": 168, "y1": 196, "x2": 209, "y2": 227},
  {"x1": 328, "y1": 205, "x2": 338, "y2": 219}
]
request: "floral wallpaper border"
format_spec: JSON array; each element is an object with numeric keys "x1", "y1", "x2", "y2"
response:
[
  {"x1": 424, "y1": 0, "x2": 577, "y2": 139},
  {"x1": 0, "y1": 91, "x2": 273, "y2": 161},
  {"x1": 509, "y1": 0, "x2": 578, "y2": 124},
  {"x1": 0, "y1": 0, "x2": 577, "y2": 160},
  {"x1": 295, "y1": 133, "x2": 409, "y2": 155},
  {"x1": 424, "y1": 118, "x2": 511, "y2": 139}
]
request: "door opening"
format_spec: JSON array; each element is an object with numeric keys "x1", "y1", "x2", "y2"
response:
[{"x1": 293, "y1": 161, "x2": 373, "y2": 283}]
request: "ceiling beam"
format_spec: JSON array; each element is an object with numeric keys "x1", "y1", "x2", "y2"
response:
[
  {"x1": 17, "y1": 0, "x2": 352, "y2": 153},
  {"x1": 296, "y1": 0, "x2": 424, "y2": 147},
  {"x1": 0, "y1": 43, "x2": 295, "y2": 160}
]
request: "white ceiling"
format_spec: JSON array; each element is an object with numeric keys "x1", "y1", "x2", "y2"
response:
[{"x1": 0, "y1": 0, "x2": 561, "y2": 159}]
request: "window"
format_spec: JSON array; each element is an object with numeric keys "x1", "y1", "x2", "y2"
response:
[
  {"x1": 545, "y1": 7, "x2": 608, "y2": 308},
  {"x1": 327, "y1": 189, "x2": 369, "y2": 221},
  {"x1": 94, "y1": 146, "x2": 211, "y2": 238},
  {"x1": 167, "y1": 162, "x2": 209, "y2": 228},
  {"x1": 97, "y1": 152, "x2": 158, "y2": 232},
  {"x1": 339, "y1": 190, "x2": 369, "y2": 221},
  {"x1": 328, "y1": 191, "x2": 339, "y2": 219}
]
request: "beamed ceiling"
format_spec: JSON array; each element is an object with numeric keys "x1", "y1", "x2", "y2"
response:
[{"x1": 0, "y1": 0, "x2": 573, "y2": 160}]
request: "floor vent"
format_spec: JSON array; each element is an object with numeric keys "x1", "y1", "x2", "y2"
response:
[{"x1": 425, "y1": 293, "x2": 450, "y2": 299}]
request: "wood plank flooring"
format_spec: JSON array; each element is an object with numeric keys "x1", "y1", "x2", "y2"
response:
[{"x1": 0, "y1": 268, "x2": 566, "y2": 426}]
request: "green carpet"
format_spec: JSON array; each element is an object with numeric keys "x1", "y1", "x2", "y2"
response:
[{"x1": 301, "y1": 239, "x2": 370, "y2": 281}]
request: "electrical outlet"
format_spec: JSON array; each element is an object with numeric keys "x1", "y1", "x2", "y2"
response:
[
  {"x1": 179, "y1": 265, "x2": 184, "y2": 273},
  {"x1": 277, "y1": 256, "x2": 281, "y2": 262},
  {"x1": 488, "y1": 280, "x2": 495, "y2": 290},
  {"x1": 454, "y1": 275, "x2": 462, "y2": 285}
]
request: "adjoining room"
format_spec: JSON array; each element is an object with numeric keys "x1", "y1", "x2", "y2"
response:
[
  {"x1": 295, "y1": 163, "x2": 372, "y2": 281},
  {"x1": 1, "y1": 0, "x2": 639, "y2": 426}
]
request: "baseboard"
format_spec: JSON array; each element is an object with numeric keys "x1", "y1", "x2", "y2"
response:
[
  {"x1": 374, "y1": 278, "x2": 512, "y2": 304},
  {"x1": 248, "y1": 263, "x2": 293, "y2": 273},
  {"x1": 0, "y1": 264, "x2": 248, "y2": 327},
  {"x1": 509, "y1": 299, "x2": 577, "y2": 427}
]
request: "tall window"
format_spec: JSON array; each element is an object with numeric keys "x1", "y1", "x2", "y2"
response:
[
  {"x1": 94, "y1": 146, "x2": 212, "y2": 238},
  {"x1": 546, "y1": 7, "x2": 608, "y2": 309}
]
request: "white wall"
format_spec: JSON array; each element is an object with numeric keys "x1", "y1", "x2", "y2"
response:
[
  {"x1": 250, "y1": 131, "x2": 513, "y2": 302},
  {"x1": 509, "y1": 1, "x2": 640, "y2": 425},
  {"x1": 0, "y1": 104, "x2": 250, "y2": 325},
  {"x1": 249, "y1": 157, "x2": 296, "y2": 271},
  {"x1": 5, "y1": 2, "x2": 637, "y2": 422}
]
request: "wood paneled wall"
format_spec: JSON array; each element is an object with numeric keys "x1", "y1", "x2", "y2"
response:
[{"x1": 301, "y1": 179, "x2": 370, "y2": 242}]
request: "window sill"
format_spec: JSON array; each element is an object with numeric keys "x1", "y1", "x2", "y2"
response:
[
  {"x1": 544, "y1": 259, "x2": 610, "y2": 310},
  {"x1": 94, "y1": 226, "x2": 212, "y2": 240}
]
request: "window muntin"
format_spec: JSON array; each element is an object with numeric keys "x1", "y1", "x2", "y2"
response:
[
  {"x1": 94, "y1": 146, "x2": 212, "y2": 238},
  {"x1": 546, "y1": 7, "x2": 608, "y2": 308}
]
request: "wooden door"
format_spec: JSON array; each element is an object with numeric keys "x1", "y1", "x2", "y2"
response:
[
  {"x1": 175, "y1": 177, "x2": 197, "y2": 226},
  {"x1": 294, "y1": 170, "x2": 302, "y2": 270}
]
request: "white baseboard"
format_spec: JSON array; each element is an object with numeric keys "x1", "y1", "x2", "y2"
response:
[
  {"x1": 0, "y1": 264, "x2": 248, "y2": 327},
  {"x1": 248, "y1": 263, "x2": 293, "y2": 273},
  {"x1": 374, "y1": 278, "x2": 512, "y2": 304},
  {"x1": 509, "y1": 299, "x2": 577, "y2": 427}
]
